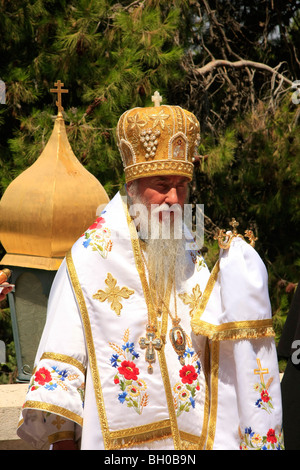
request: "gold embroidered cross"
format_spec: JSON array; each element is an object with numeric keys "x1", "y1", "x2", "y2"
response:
[
  {"x1": 139, "y1": 326, "x2": 162, "y2": 374},
  {"x1": 254, "y1": 358, "x2": 269, "y2": 384},
  {"x1": 51, "y1": 415, "x2": 66, "y2": 430},
  {"x1": 93, "y1": 273, "x2": 134, "y2": 316},
  {"x1": 178, "y1": 284, "x2": 202, "y2": 317},
  {"x1": 50, "y1": 80, "x2": 68, "y2": 112},
  {"x1": 151, "y1": 90, "x2": 162, "y2": 107}
]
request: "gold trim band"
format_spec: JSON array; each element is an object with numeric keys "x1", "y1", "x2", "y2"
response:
[
  {"x1": 66, "y1": 249, "x2": 111, "y2": 449},
  {"x1": 206, "y1": 342, "x2": 220, "y2": 450},
  {"x1": 40, "y1": 352, "x2": 86, "y2": 376},
  {"x1": 191, "y1": 318, "x2": 275, "y2": 341},
  {"x1": 192, "y1": 260, "x2": 220, "y2": 324},
  {"x1": 20, "y1": 401, "x2": 83, "y2": 427},
  {"x1": 125, "y1": 160, "x2": 193, "y2": 183},
  {"x1": 48, "y1": 431, "x2": 75, "y2": 444}
]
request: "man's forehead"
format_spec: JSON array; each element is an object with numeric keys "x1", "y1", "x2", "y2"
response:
[{"x1": 143, "y1": 175, "x2": 190, "y2": 185}]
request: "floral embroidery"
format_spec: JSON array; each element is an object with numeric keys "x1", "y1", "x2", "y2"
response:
[
  {"x1": 28, "y1": 365, "x2": 85, "y2": 406},
  {"x1": 109, "y1": 329, "x2": 149, "y2": 415},
  {"x1": 253, "y1": 358, "x2": 274, "y2": 414},
  {"x1": 190, "y1": 250, "x2": 206, "y2": 271},
  {"x1": 173, "y1": 338, "x2": 201, "y2": 416},
  {"x1": 239, "y1": 426, "x2": 284, "y2": 450},
  {"x1": 93, "y1": 273, "x2": 134, "y2": 316},
  {"x1": 82, "y1": 215, "x2": 113, "y2": 258}
]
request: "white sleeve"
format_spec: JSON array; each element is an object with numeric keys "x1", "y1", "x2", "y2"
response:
[{"x1": 17, "y1": 259, "x2": 87, "y2": 449}]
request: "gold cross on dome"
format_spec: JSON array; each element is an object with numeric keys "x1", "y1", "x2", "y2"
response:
[
  {"x1": 50, "y1": 80, "x2": 68, "y2": 113},
  {"x1": 254, "y1": 358, "x2": 269, "y2": 384},
  {"x1": 151, "y1": 90, "x2": 162, "y2": 107}
]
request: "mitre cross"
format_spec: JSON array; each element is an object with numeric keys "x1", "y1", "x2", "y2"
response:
[{"x1": 151, "y1": 90, "x2": 162, "y2": 107}]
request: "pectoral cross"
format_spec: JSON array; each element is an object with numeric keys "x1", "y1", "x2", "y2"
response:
[
  {"x1": 139, "y1": 326, "x2": 162, "y2": 374},
  {"x1": 254, "y1": 358, "x2": 269, "y2": 384},
  {"x1": 151, "y1": 90, "x2": 162, "y2": 107},
  {"x1": 50, "y1": 80, "x2": 68, "y2": 113}
]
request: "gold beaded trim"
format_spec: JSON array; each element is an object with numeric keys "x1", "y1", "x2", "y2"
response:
[{"x1": 125, "y1": 160, "x2": 193, "y2": 182}]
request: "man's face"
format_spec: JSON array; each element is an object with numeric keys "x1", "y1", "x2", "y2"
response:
[{"x1": 127, "y1": 175, "x2": 190, "y2": 209}]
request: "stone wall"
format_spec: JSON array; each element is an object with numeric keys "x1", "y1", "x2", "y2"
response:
[{"x1": 0, "y1": 383, "x2": 35, "y2": 450}]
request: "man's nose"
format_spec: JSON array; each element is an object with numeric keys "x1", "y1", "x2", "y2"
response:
[{"x1": 165, "y1": 187, "x2": 179, "y2": 205}]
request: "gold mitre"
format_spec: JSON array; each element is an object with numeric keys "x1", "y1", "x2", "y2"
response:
[{"x1": 116, "y1": 91, "x2": 200, "y2": 183}]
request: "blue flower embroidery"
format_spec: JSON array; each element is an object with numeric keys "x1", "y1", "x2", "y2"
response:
[
  {"x1": 122, "y1": 341, "x2": 139, "y2": 359},
  {"x1": 110, "y1": 354, "x2": 119, "y2": 368},
  {"x1": 83, "y1": 238, "x2": 91, "y2": 248},
  {"x1": 189, "y1": 396, "x2": 195, "y2": 408},
  {"x1": 45, "y1": 383, "x2": 57, "y2": 391},
  {"x1": 255, "y1": 398, "x2": 262, "y2": 408},
  {"x1": 118, "y1": 392, "x2": 127, "y2": 404},
  {"x1": 58, "y1": 369, "x2": 68, "y2": 381}
]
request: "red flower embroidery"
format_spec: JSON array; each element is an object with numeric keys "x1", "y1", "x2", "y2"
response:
[
  {"x1": 118, "y1": 361, "x2": 139, "y2": 380},
  {"x1": 35, "y1": 367, "x2": 52, "y2": 385},
  {"x1": 114, "y1": 377, "x2": 120, "y2": 384},
  {"x1": 266, "y1": 428, "x2": 277, "y2": 444},
  {"x1": 261, "y1": 389, "x2": 270, "y2": 403},
  {"x1": 89, "y1": 217, "x2": 105, "y2": 230},
  {"x1": 179, "y1": 364, "x2": 198, "y2": 384}
]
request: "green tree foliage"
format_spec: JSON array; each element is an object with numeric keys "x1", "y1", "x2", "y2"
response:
[{"x1": 0, "y1": 0, "x2": 189, "y2": 195}]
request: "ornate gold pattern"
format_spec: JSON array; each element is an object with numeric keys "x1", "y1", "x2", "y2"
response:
[
  {"x1": 178, "y1": 284, "x2": 203, "y2": 317},
  {"x1": 66, "y1": 249, "x2": 111, "y2": 449},
  {"x1": 254, "y1": 358, "x2": 269, "y2": 383},
  {"x1": 51, "y1": 415, "x2": 66, "y2": 430},
  {"x1": 206, "y1": 341, "x2": 220, "y2": 450},
  {"x1": 139, "y1": 325, "x2": 163, "y2": 374},
  {"x1": 191, "y1": 260, "x2": 220, "y2": 327},
  {"x1": 93, "y1": 272, "x2": 134, "y2": 316},
  {"x1": 19, "y1": 401, "x2": 83, "y2": 427},
  {"x1": 48, "y1": 430, "x2": 75, "y2": 444},
  {"x1": 124, "y1": 159, "x2": 194, "y2": 183},
  {"x1": 191, "y1": 318, "x2": 275, "y2": 341},
  {"x1": 214, "y1": 218, "x2": 258, "y2": 249},
  {"x1": 109, "y1": 419, "x2": 171, "y2": 446},
  {"x1": 117, "y1": 94, "x2": 200, "y2": 183}
]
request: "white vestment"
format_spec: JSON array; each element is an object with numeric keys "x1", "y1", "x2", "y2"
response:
[{"x1": 17, "y1": 191, "x2": 284, "y2": 450}]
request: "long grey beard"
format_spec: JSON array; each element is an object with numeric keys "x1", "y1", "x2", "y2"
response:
[
  {"x1": 146, "y1": 235, "x2": 186, "y2": 296},
  {"x1": 128, "y1": 188, "x2": 187, "y2": 294}
]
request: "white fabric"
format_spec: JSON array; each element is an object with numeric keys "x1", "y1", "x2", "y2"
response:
[
  {"x1": 200, "y1": 237, "x2": 272, "y2": 326},
  {"x1": 17, "y1": 192, "x2": 283, "y2": 450}
]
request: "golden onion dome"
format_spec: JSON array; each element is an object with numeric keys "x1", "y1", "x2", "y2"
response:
[{"x1": 0, "y1": 84, "x2": 109, "y2": 270}]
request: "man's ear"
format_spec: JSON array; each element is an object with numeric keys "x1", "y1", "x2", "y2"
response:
[{"x1": 126, "y1": 180, "x2": 136, "y2": 198}]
